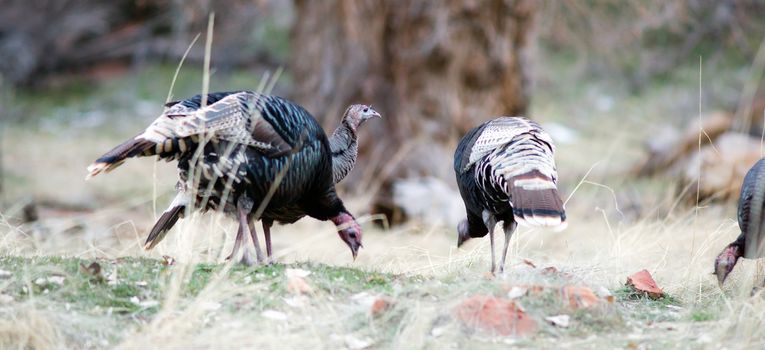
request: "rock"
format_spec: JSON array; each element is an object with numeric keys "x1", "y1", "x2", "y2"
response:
[
  {"x1": 632, "y1": 111, "x2": 733, "y2": 177},
  {"x1": 455, "y1": 295, "x2": 537, "y2": 337},
  {"x1": 507, "y1": 286, "x2": 528, "y2": 300},
  {"x1": 626, "y1": 270, "x2": 664, "y2": 299},
  {"x1": 545, "y1": 314, "x2": 570, "y2": 328},
  {"x1": 681, "y1": 132, "x2": 762, "y2": 203},
  {"x1": 285, "y1": 268, "x2": 311, "y2": 278},
  {"x1": 392, "y1": 177, "x2": 466, "y2": 228},
  {"x1": 344, "y1": 335, "x2": 373, "y2": 350},
  {"x1": 370, "y1": 297, "x2": 393, "y2": 317},
  {"x1": 261, "y1": 310, "x2": 288, "y2": 321},
  {"x1": 560, "y1": 285, "x2": 599, "y2": 309},
  {"x1": 287, "y1": 276, "x2": 313, "y2": 295}
]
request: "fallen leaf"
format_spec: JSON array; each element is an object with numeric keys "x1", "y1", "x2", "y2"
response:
[
  {"x1": 561, "y1": 285, "x2": 599, "y2": 309},
  {"x1": 371, "y1": 297, "x2": 393, "y2": 317},
  {"x1": 545, "y1": 314, "x2": 570, "y2": 328},
  {"x1": 522, "y1": 259, "x2": 537, "y2": 268},
  {"x1": 455, "y1": 295, "x2": 537, "y2": 337},
  {"x1": 261, "y1": 310, "x2": 288, "y2": 321},
  {"x1": 507, "y1": 286, "x2": 528, "y2": 299},
  {"x1": 626, "y1": 270, "x2": 664, "y2": 299}
]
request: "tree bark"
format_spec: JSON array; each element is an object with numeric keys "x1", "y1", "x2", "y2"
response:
[{"x1": 291, "y1": 0, "x2": 537, "y2": 222}]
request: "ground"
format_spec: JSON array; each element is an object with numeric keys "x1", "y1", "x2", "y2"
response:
[{"x1": 1, "y1": 57, "x2": 765, "y2": 348}]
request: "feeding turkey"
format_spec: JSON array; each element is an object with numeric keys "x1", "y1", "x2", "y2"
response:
[
  {"x1": 454, "y1": 117, "x2": 567, "y2": 274},
  {"x1": 714, "y1": 158, "x2": 765, "y2": 287},
  {"x1": 86, "y1": 91, "x2": 380, "y2": 265}
]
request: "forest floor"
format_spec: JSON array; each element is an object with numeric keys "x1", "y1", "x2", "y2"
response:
[{"x1": 2, "y1": 59, "x2": 765, "y2": 348}]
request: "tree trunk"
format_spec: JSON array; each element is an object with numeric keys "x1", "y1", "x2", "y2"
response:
[{"x1": 291, "y1": 0, "x2": 537, "y2": 222}]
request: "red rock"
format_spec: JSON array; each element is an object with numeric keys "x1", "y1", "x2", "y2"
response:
[
  {"x1": 287, "y1": 276, "x2": 313, "y2": 295},
  {"x1": 626, "y1": 270, "x2": 664, "y2": 299},
  {"x1": 560, "y1": 285, "x2": 599, "y2": 309},
  {"x1": 371, "y1": 297, "x2": 393, "y2": 317},
  {"x1": 455, "y1": 295, "x2": 537, "y2": 337}
]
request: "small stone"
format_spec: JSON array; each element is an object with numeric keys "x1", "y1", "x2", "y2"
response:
[
  {"x1": 455, "y1": 295, "x2": 537, "y2": 337},
  {"x1": 560, "y1": 285, "x2": 599, "y2": 309},
  {"x1": 344, "y1": 335, "x2": 373, "y2": 350},
  {"x1": 287, "y1": 276, "x2": 313, "y2": 295},
  {"x1": 545, "y1": 314, "x2": 570, "y2": 328},
  {"x1": 507, "y1": 286, "x2": 528, "y2": 299},
  {"x1": 370, "y1": 297, "x2": 393, "y2": 317},
  {"x1": 261, "y1": 310, "x2": 287, "y2": 321},
  {"x1": 285, "y1": 268, "x2": 311, "y2": 278}
]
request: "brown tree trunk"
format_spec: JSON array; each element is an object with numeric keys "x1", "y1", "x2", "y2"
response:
[{"x1": 291, "y1": 0, "x2": 537, "y2": 222}]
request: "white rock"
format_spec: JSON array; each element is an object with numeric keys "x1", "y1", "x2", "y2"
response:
[
  {"x1": 507, "y1": 286, "x2": 528, "y2": 299},
  {"x1": 200, "y1": 301, "x2": 221, "y2": 311},
  {"x1": 545, "y1": 314, "x2": 570, "y2": 328},
  {"x1": 286, "y1": 268, "x2": 311, "y2": 278},
  {"x1": 393, "y1": 177, "x2": 465, "y2": 228},
  {"x1": 140, "y1": 300, "x2": 160, "y2": 308},
  {"x1": 344, "y1": 335, "x2": 373, "y2": 350},
  {"x1": 261, "y1": 310, "x2": 288, "y2": 321},
  {"x1": 283, "y1": 297, "x2": 305, "y2": 308}
]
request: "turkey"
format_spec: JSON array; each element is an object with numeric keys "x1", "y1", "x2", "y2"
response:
[
  {"x1": 714, "y1": 158, "x2": 765, "y2": 287},
  {"x1": 142, "y1": 102, "x2": 379, "y2": 263},
  {"x1": 87, "y1": 91, "x2": 380, "y2": 264},
  {"x1": 454, "y1": 117, "x2": 567, "y2": 273}
]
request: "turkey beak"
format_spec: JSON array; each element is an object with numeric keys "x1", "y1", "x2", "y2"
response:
[
  {"x1": 351, "y1": 242, "x2": 362, "y2": 261},
  {"x1": 715, "y1": 261, "x2": 731, "y2": 287},
  {"x1": 367, "y1": 107, "x2": 381, "y2": 120}
]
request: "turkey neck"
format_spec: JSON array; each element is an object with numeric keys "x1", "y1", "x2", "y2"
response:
[{"x1": 329, "y1": 120, "x2": 358, "y2": 184}]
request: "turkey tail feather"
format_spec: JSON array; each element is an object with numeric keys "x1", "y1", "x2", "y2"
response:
[
  {"x1": 86, "y1": 137, "x2": 156, "y2": 179},
  {"x1": 509, "y1": 172, "x2": 567, "y2": 231},
  {"x1": 144, "y1": 204, "x2": 184, "y2": 250}
]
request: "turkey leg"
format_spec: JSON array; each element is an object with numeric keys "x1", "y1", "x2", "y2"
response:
[
  {"x1": 262, "y1": 219, "x2": 274, "y2": 264},
  {"x1": 237, "y1": 196, "x2": 265, "y2": 265},
  {"x1": 498, "y1": 221, "x2": 518, "y2": 274},
  {"x1": 482, "y1": 211, "x2": 498, "y2": 274},
  {"x1": 225, "y1": 226, "x2": 248, "y2": 263}
]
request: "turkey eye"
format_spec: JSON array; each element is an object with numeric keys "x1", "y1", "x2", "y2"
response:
[
  {"x1": 349, "y1": 232, "x2": 357, "y2": 239},
  {"x1": 362, "y1": 108, "x2": 369, "y2": 113}
]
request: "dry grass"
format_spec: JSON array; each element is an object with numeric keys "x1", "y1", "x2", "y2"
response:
[{"x1": 2, "y1": 26, "x2": 765, "y2": 350}]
